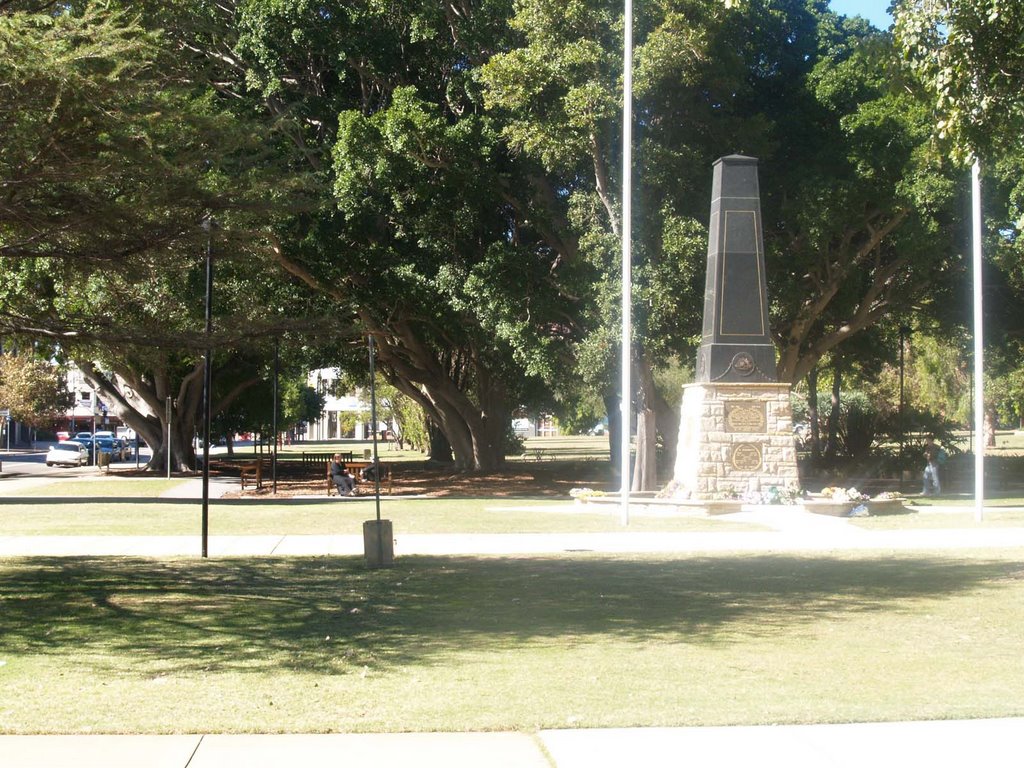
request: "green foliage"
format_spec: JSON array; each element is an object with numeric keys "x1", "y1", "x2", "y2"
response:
[
  {"x1": 907, "y1": 333, "x2": 973, "y2": 425},
  {"x1": 375, "y1": 378, "x2": 428, "y2": 451},
  {"x1": 793, "y1": 389, "x2": 883, "y2": 460},
  {"x1": 895, "y1": 0, "x2": 1024, "y2": 162},
  {"x1": 281, "y1": 378, "x2": 326, "y2": 431},
  {"x1": 0, "y1": 351, "x2": 71, "y2": 426}
]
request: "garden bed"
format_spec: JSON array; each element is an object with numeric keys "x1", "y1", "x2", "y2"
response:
[{"x1": 803, "y1": 497, "x2": 908, "y2": 517}]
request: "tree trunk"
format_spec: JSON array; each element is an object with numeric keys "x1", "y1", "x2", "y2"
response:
[
  {"x1": 807, "y1": 366, "x2": 821, "y2": 461},
  {"x1": 984, "y1": 408, "x2": 997, "y2": 448},
  {"x1": 631, "y1": 407, "x2": 657, "y2": 492},
  {"x1": 369, "y1": 320, "x2": 509, "y2": 471},
  {"x1": 272, "y1": 247, "x2": 512, "y2": 473},
  {"x1": 631, "y1": 354, "x2": 661, "y2": 492},
  {"x1": 72, "y1": 355, "x2": 259, "y2": 473},
  {"x1": 605, "y1": 391, "x2": 621, "y2": 478},
  {"x1": 825, "y1": 365, "x2": 842, "y2": 460},
  {"x1": 652, "y1": 383, "x2": 680, "y2": 474},
  {"x1": 427, "y1": 420, "x2": 454, "y2": 464}
]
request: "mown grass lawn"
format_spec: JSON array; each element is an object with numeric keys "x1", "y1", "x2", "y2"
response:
[
  {"x1": 14, "y1": 478, "x2": 191, "y2": 498},
  {"x1": 0, "y1": 497, "x2": 766, "y2": 536},
  {"x1": 1, "y1": 550, "x2": 1022, "y2": 734},
  {"x1": 853, "y1": 507, "x2": 1024, "y2": 529}
]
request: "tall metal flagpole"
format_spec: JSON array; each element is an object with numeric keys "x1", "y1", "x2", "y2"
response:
[
  {"x1": 619, "y1": 0, "x2": 634, "y2": 526},
  {"x1": 971, "y1": 159, "x2": 985, "y2": 522}
]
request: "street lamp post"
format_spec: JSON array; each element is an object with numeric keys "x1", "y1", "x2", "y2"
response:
[
  {"x1": 165, "y1": 396, "x2": 172, "y2": 479},
  {"x1": 272, "y1": 338, "x2": 279, "y2": 494},
  {"x1": 201, "y1": 216, "x2": 214, "y2": 558}
]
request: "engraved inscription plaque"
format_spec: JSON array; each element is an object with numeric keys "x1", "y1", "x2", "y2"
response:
[
  {"x1": 731, "y1": 443, "x2": 763, "y2": 471},
  {"x1": 724, "y1": 402, "x2": 767, "y2": 433}
]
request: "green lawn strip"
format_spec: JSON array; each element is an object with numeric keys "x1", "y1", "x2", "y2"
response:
[
  {"x1": 1, "y1": 550, "x2": 1021, "y2": 733},
  {"x1": 14, "y1": 478, "x2": 191, "y2": 498},
  {"x1": 0, "y1": 498, "x2": 766, "y2": 536},
  {"x1": 852, "y1": 508, "x2": 1024, "y2": 530},
  {"x1": 907, "y1": 496, "x2": 1024, "y2": 507}
]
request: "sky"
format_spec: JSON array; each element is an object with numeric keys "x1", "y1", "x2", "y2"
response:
[{"x1": 828, "y1": 0, "x2": 894, "y2": 29}]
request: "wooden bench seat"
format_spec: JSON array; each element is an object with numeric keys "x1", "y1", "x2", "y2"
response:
[
  {"x1": 326, "y1": 460, "x2": 392, "y2": 496},
  {"x1": 240, "y1": 460, "x2": 266, "y2": 490}
]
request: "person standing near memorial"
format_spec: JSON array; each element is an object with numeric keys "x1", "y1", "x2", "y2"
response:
[{"x1": 922, "y1": 436, "x2": 944, "y2": 495}]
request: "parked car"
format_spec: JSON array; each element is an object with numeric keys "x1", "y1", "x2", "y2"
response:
[
  {"x1": 95, "y1": 431, "x2": 129, "y2": 459},
  {"x1": 92, "y1": 436, "x2": 125, "y2": 462},
  {"x1": 46, "y1": 440, "x2": 88, "y2": 467}
]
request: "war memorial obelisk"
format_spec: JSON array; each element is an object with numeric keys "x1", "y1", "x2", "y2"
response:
[{"x1": 671, "y1": 155, "x2": 800, "y2": 499}]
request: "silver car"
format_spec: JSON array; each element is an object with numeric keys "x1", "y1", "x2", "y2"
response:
[{"x1": 46, "y1": 440, "x2": 89, "y2": 467}]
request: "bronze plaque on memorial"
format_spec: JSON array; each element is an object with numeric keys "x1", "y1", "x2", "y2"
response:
[
  {"x1": 731, "y1": 443, "x2": 763, "y2": 471},
  {"x1": 724, "y1": 401, "x2": 766, "y2": 433}
]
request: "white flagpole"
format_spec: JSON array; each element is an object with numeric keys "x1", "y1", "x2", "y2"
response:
[
  {"x1": 971, "y1": 159, "x2": 985, "y2": 522},
  {"x1": 620, "y1": 0, "x2": 634, "y2": 526}
]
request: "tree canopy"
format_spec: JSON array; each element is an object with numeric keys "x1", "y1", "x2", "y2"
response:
[{"x1": 2, "y1": 0, "x2": 1021, "y2": 478}]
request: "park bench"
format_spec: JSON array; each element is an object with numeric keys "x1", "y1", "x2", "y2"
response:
[
  {"x1": 326, "y1": 460, "x2": 392, "y2": 496},
  {"x1": 240, "y1": 460, "x2": 266, "y2": 490},
  {"x1": 303, "y1": 450, "x2": 352, "y2": 466}
]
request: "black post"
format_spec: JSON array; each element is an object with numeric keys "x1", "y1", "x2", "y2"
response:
[
  {"x1": 201, "y1": 217, "x2": 214, "y2": 558},
  {"x1": 166, "y1": 396, "x2": 172, "y2": 479},
  {"x1": 898, "y1": 325, "x2": 909, "y2": 491},
  {"x1": 369, "y1": 334, "x2": 383, "y2": 558},
  {"x1": 272, "y1": 338, "x2": 279, "y2": 494}
]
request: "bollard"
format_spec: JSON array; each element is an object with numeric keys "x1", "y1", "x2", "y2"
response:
[{"x1": 363, "y1": 519, "x2": 394, "y2": 568}]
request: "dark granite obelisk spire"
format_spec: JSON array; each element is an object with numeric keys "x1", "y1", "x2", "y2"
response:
[{"x1": 695, "y1": 155, "x2": 777, "y2": 383}]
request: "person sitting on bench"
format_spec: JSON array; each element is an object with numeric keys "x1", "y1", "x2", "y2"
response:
[
  {"x1": 361, "y1": 458, "x2": 383, "y2": 483},
  {"x1": 330, "y1": 455, "x2": 356, "y2": 496}
]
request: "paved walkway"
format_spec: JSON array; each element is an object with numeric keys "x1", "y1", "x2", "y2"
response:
[{"x1": 4, "y1": 719, "x2": 1023, "y2": 767}]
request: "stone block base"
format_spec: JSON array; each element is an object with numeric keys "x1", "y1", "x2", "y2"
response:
[{"x1": 672, "y1": 382, "x2": 800, "y2": 499}]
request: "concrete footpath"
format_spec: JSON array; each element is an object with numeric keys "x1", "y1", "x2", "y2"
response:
[{"x1": 3, "y1": 719, "x2": 1023, "y2": 768}]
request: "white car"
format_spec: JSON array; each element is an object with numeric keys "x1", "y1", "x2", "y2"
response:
[{"x1": 46, "y1": 440, "x2": 89, "y2": 467}]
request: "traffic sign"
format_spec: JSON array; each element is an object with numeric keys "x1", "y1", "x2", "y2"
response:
[{"x1": 0, "y1": 409, "x2": 9, "y2": 418}]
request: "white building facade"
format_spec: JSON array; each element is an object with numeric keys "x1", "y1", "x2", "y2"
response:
[{"x1": 306, "y1": 368, "x2": 376, "y2": 441}]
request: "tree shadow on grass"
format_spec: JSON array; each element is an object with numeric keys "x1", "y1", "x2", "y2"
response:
[{"x1": 0, "y1": 554, "x2": 1019, "y2": 676}]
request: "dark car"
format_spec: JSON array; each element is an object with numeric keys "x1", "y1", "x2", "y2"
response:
[
  {"x1": 95, "y1": 430, "x2": 128, "y2": 460},
  {"x1": 71, "y1": 435, "x2": 122, "y2": 463},
  {"x1": 92, "y1": 436, "x2": 122, "y2": 463}
]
